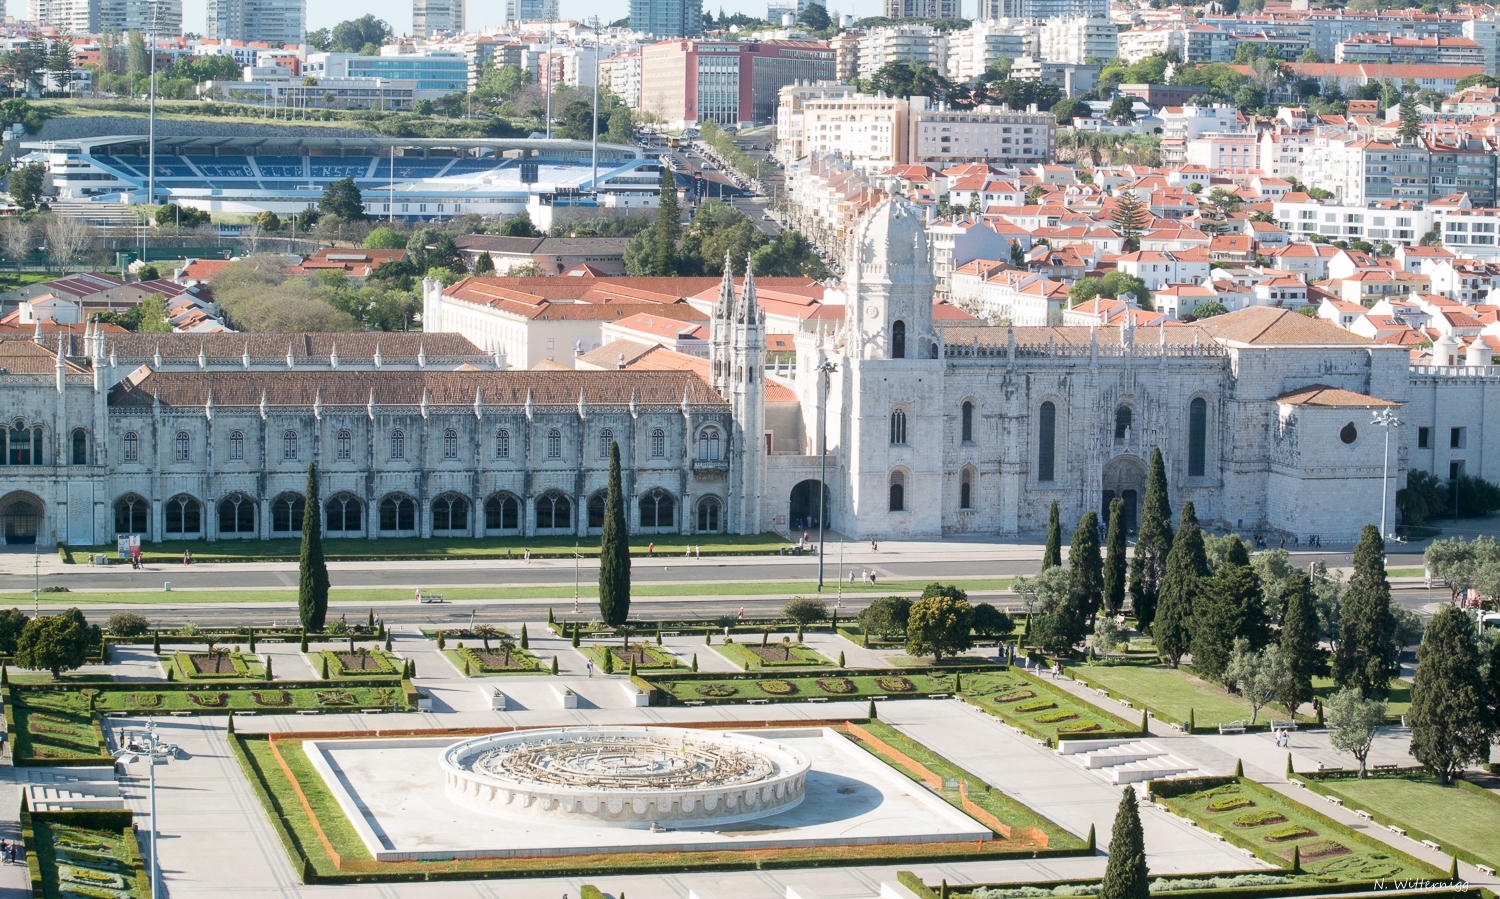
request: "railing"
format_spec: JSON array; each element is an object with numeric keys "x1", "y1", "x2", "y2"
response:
[
  {"x1": 1410, "y1": 364, "x2": 1500, "y2": 377},
  {"x1": 943, "y1": 339, "x2": 1228, "y2": 360}
]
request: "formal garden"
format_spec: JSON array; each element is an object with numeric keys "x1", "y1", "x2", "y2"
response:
[
  {"x1": 580, "y1": 641, "x2": 683, "y2": 672},
  {"x1": 166, "y1": 649, "x2": 266, "y2": 681},
  {"x1": 960, "y1": 670, "x2": 1141, "y2": 742},
  {"x1": 1294, "y1": 772, "x2": 1500, "y2": 871},
  {"x1": 23, "y1": 808, "x2": 149, "y2": 899},
  {"x1": 712, "y1": 636, "x2": 834, "y2": 669}
]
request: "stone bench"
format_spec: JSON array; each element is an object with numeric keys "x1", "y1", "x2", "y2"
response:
[
  {"x1": 170, "y1": 711, "x2": 191, "y2": 717},
  {"x1": 808, "y1": 697, "x2": 828, "y2": 703},
  {"x1": 1270, "y1": 721, "x2": 1296, "y2": 731},
  {"x1": 928, "y1": 693, "x2": 949, "y2": 699},
  {"x1": 683, "y1": 701, "x2": 705, "y2": 707},
  {"x1": 1323, "y1": 795, "x2": 1343, "y2": 806},
  {"x1": 1119, "y1": 700, "x2": 1133, "y2": 708},
  {"x1": 1218, "y1": 723, "x2": 1246, "y2": 734},
  {"x1": 261, "y1": 638, "x2": 284, "y2": 643},
  {"x1": 1372, "y1": 764, "x2": 1398, "y2": 771},
  {"x1": 297, "y1": 710, "x2": 320, "y2": 715},
  {"x1": 363, "y1": 708, "x2": 382, "y2": 714},
  {"x1": 1388, "y1": 824, "x2": 1406, "y2": 836},
  {"x1": 747, "y1": 699, "x2": 769, "y2": 705},
  {"x1": 417, "y1": 593, "x2": 444, "y2": 603},
  {"x1": 1095, "y1": 688, "x2": 1110, "y2": 697},
  {"x1": 871, "y1": 695, "x2": 889, "y2": 700},
  {"x1": 1354, "y1": 810, "x2": 1373, "y2": 821},
  {"x1": 1476, "y1": 864, "x2": 1494, "y2": 875},
  {"x1": 1423, "y1": 840, "x2": 1442, "y2": 852}
]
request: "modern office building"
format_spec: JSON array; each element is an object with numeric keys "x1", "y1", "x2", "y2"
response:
[
  {"x1": 413, "y1": 0, "x2": 464, "y2": 38},
  {"x1": 305, "y1": 49, "x2": 468, "y2": 99},
  {"x1": 630, "y1": 0, "x2": 703, "y2": 40},
  {"x1": 32, "y1": 0, "x2": 180, "y2": 34},
  {"x1": 506, "y1": 0, "x2": 558, "y2": 24},
  {"x1": 639, "y1": 39, "x2": 834, "y2": 127},
  {"x1": 205, "y1": 0, "x2": 305, "y2": 48}
]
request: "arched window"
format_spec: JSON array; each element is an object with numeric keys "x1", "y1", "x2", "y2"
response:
[
  {"x1": 535, "y1": 490, "x2": 572, "y2": 530},
  {"x1": 28, "y1": 427, "x2": 41, "y2": 464},
  {"x1": 1188, "y1": 397, "x2": 1207, "y2": 477},
  {"x1": 1038, "y1": 402, "x2": 1056, "y2": 482},
  {"x1": 123, "y1": 431, "x2": 139, "y2": 463},
  {"x1": 336, "y1": 429, "x2": 352, "y2": 460},
  {"x1": 484, "y1": 493, "x2": 521, "y2": 532},
  {"x1": 1115, "y1": 406, "x2": 1132, "y2": 440},
  {"x1": 698, "y1": 426, "x2": 721, "y2": 461},
  {"x1": 583, "y1": 490, "x2": 605, "y2": 529},
  {"x1": 174, "y1": 431, "x2": 191, "y2": 462},
  {"x1": 890, "y1": 409, "x2": 907, "y2": 445},
  {"x1": 390, "y1": 429, "x2": 405, "y2": 460},
  {"x1": 960, "y1": 468, "x2": 974, "y2": 510},
  {"x1": 271, "y1": 493, "x2": 305, "y2": 534},
  {"x1": 599, "y1": 428, "x2": 615, "y2": 459},
  {"x1": 326, "y1": 495, "x2": 362, "y2": 534},
  {"x1": 443, "y1": 428, "x2": 459, "y2": 460},
  {"x1": 547, "y1": 428, "x2": 562, "y2": 459},
  {"x1": 651, "y1": 427, "x2": 666, "y2": 458},
  {"x1": 495, "y1": 428, "x2": 510, "y2": 459},
  {"x1": 639, "y1": 488, "x2": 676, "y2": 529},
  {"x1": 379, "y1": 495, "x2": 416, "y2": 532},
  {"x1": 228, "y1": 430, "x2": 244, "y2": 461},
  {"x1": 5, "y1": 422, "x2": 38, "y2": 465},
  {"x1": 961, "y1": 401, "x2": 974, "y2": 443},
  {"x1": 114, "y1": 494, "x2": 149, "y2": 535},
  {"x1": 165, "y1": 494, "x2": 202, "y2": 535},
  {"x1": 889, "y1": 471, "x2": 906, "y2": 512},
  {"x1": 71, "y1": 429, "x2": 87, "y2": 465},
  {"x1": 697, "y1": 496, "x2": 722, "y2": 533},
  {"x1": 282, "y1": 430, "x2": 298, "y2": 461},
  {"x1": 892, "y1": 319, "x2": 907, "y2": 359},
  {"x1": 217, "y1": 494, "x2": 255, "y2": 535},
  {"x1": 432, "y1": 493, "x2": 470, "y2": 533}
]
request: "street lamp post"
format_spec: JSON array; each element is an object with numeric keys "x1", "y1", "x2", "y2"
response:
[
  {"x1": 815, "y1": 360, "x2": 837, "y2": 591},
  {"x1": 1371, "y1": 408, "x2": 1401, "y2": 540}
]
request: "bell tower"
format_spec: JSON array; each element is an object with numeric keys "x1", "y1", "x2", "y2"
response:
[{"x1": 843, "y1": 195, "x2": 937, "y2": 362}]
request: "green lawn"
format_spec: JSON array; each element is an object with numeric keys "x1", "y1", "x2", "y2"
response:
[
  {"x1": 9, "y1": 693, "x2": 106, "y2": 762},
  {"x1": 713, "y1": 639, "x2": 832, "y2": 669},
  {"x1": 3, "y1": 577, "x2": 1017, "y2": 607},
  {"x1": 30, "y1": 817, "x2": 147, "y2": 899},
  {"x1": 1159, "y1": 778, "x2": 1437, "y2": 882},
  {"x1": 1065, "y1": 663, "x2": 1273, "y2": 727},
  {"x1": 1304, "y1": 775, "x2": 1500, "y2": 869},
  {"x1": 651, "y1": 670, "x2": 961, "y2": 703},
  {"x1": 1313, "y1": 676, "x2": 1410, "y2": 721},
  {"x1": 963, "y1": 671, "x2": 1140, "y2": 742}
]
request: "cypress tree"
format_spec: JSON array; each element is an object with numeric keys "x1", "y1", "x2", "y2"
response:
[
  {"x1": 1191, "y1": 536, "x2": 1264, "y2": 682},
  {"x1": 366, "y1": 608, "x2": 375, "y2": 630},
  {"x1": 1486, "y1": 635, "x2": 1500, "y2": 723},
  {"x1": 384, "y1": 634, "x2": 392, "y2": 652},
  {"x1": 1291, "y1": 845, "x2": 1301, "y2": 874},
  {"x1": 691, "y1": 653, "x2": 698, "y2": 672},
  {"x1": 1070, "y1": 510, "x2": 1104, "y2": 620},
  {"x1": 629, "y1": 656, "x2": 638, "y2": 677},
  {"x1": 1103, "y1": 498, "x2": 1127, "y2": 615},
  {"x1": 1335, "y1": 524, "x2": 1398, "y2": 699},
  {"x1": 1409, "y1": 605, "x2": 1494, "y2": 783},
  {"x1": 1279, "y1": 570, "x2": 1322, "y2": 716},
  {"x1": 1129, "y1": 447, "x2": 1173, "y2": 630},
  {"x1": 264, "y1": 656, "x2": 273, "y2": 681},
  {"x1": 1100, "y1": 787, "x2": 1149, "y2": 899},
  {"x1": 572, "y1": 622, "x2": 581, "y2": 647},
  {"x1": 1042, "y1": 501, "x2": 1063, "y2": 570},
  {"x1": 151, "y1": 631, "x2": 160, "y2": 654},
  {"x1": 603, "y1": 648, "x2": 615, "y2": 674},
  {"x1": 320, "y1": 655, "x2": 329, "y2": 679},
  {"x1": 248, "y1": 628, "x2": 257, "y2": 652},
  {"x1": 226, "y1": 712, "x2": 234, "y2": 736},
  {"x1": 1087, "y1": 823, "x2": 1096, "y2": 851},
  {"x1": 550, "y1": 655, "x2": 559, "y2": 674},
  {"x1": 599, "y1": 440, "x2": 632, "y2": 626},
  {"x1": 298, "y1": 464, "x2": 329, "y2": 632},
  {"x1": 299, "y1": 628, "x2": 308, "y2": 653},
  {"x1": 520, "y1": 623, "x2": 529, "y2": 649},
  {"x1": 1153, "y1": 501, "x2": 1204, "y2": 667},
  {"x1": 868, "y1": 698, "x2": 877, "y2": 720},
  {"x1": 838, "y1": 651, "x2": 845, "y2": 667}
]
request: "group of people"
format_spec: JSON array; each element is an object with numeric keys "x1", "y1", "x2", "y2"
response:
[
  {"x1": 0, "y1": 839, "x2": 19, "y2": 864},
  {"x1": 1273, "y1": 727, "x2": 1293, "y2": 747}
]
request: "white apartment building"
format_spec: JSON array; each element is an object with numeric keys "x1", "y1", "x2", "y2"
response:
[
  {"x1": 946, "y1": 20, "x2": 1027, "y2": 82},
  {"x1": 1038, "y1": 17, "x2": 1117, "y2": 66},
  {"x1": 1300, "y1": 137, "x2": 1430, "y2": 205},
  {"x1": 1334, "y1": 35, "x2": 1485, "y2": 67},
  {"x1": 1160, "y1": 104, "x2": 1241, "y2": 143},
  {"x1": 1184, "y1": 133, "x2": 1258, "y2": 173},
  {"x1": 413, "y1": 0, "x2": 464, "y2": 38},
  {"x1": 605, "y1": 52, "x2": 642, "y2": 110},
  {"x1": 928, "y1": 216, "x2": 1009, "y2": 293},
  {"x1": 205, "y1": 0, "x2": 306, "y2": 46},
  {"x1": 1272, "y1": 196, "x2": 1433, "y2": 245},
  {"x1": 794, "y1": 90, "x2": 907, "y2": 171},
  {"x1": 907, "y1": 98, "x2": 1056, "y2": 166},
  {"x1": 1435, "y1": 208, "x2": 1500, "y2": 262},
  {"x1": 1116, "y1": 250, "x2": 1211, "y2": 290},
  {"x1": 1117, "y1": 24, "x2": 1234, "y2": 64},
  {"x1": 1259, "y1": 128, "x2": 1314, "y2": 182},
  {"x1": 858, "y1": 25, "x2": 946, "y2": 78}
]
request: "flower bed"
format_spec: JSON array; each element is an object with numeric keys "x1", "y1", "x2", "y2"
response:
[
  {"x1": 186, "y1": 692, "x2": 228, "y2": 708},
  {"x1": 253, "y1": 690, "x2": 292, "y2": 707},
  {"x1": 713, "y1": 640, "x2": 832, "y2": 669},
  {"x1": 876, "y1": 677, "x2": 916, "y2": 693},
  {"x1": 1265, "y1": 825, "x2": 1316, "y2": 843},
  {"x1": 1298, "y1": 839, "x2": 1351, "y2": 860},
  {"x1": 647, "y1": 669, "x2": 970, "y2": 703},
  {"x1": 816, "y1": 677, "x2": 857, "y2": 694},
  {"x1": 1206, "y1": 796, "x2": 1253, "y2": 812},
  {"x1": 1233, "y1": 809, "x2": 1286, "y2": 827},
  {"x1": 582, "y1": 643, "x2": 680, "y2": 671},
  {"x1": 694, "y1": 683, "x2": 736, "y2": 697},
  {"x1": 1033, "y1": 711, "x2": 1078, "y2": 724},
  {"x1": 993, "y1": 689, "x2": 1036, "y2": 703},
  {"x1": 1057, "y1": 723, "x2": 1102, "y2": 734},
  {"x1": 1016, "y1": 700, "x2": 1056, "y2": 713},
  {"x1": 758, "y1": 679, "x2": 795, "y2": 695},
  {"x1": 170, "y1": 651, "x2": 259, "y2": 680},
  {"x1": 450, "y1": 644, "x2": 545, "y2": 675},
  {"x1": 26, "y1": 814, "x2": 147, "y2": 899}
]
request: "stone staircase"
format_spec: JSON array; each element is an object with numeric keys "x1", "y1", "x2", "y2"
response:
[
  {"x1": 1057, "y1": 739, "x2": 1204, "y2": 785},
  {"x1": 20, "y1": 767, "x2": 122, "y2": 811}
]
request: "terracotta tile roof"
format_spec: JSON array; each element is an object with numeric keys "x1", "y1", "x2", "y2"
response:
[
  {"x1": 1274, "y1": 384, "x2": 1399, "y2": 407},
  {"x1": 81, "y1": 331, "x2": 486, "y2": 362},
  {"x1": 109, "y1": 370, "x2": 728, "y2": 409},
  {"x1": 1195, "y1": 306, "x2": 1376, "y2": 345},
  {"x1": 0, "y1": 340, "x2": 87, "y2": 374},
  {"x1": 179, "y1": 259, "x2": 233, "y2": 281}
]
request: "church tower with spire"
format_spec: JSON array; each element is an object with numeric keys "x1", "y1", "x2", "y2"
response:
[{"x1": 709, "y1": 256, "x2": 766, "y2": 534}]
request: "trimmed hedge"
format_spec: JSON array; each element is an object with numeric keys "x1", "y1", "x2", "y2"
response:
[
  {"x1": 23, "y1": 806, "x2": 150, "y2": 899},
  {"x1": 1295, "y1": 772, "x2": 1500, "y2": 872},
  {"x1": 5, "y1": 684, "x2": 112, "y2": 767},
  {"x1": 172, "y1": 650, "x2": 252, "y2": 679},
  {"x1": 318, "y1": 649, "x2": 399, "y2": 678},
  {"x1": 642, "y1": 664, "x2": 997, "y2": 706}
]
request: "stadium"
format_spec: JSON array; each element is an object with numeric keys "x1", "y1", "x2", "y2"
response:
[{"x1": 24, "y1": 135, "x2": 662, "y2": 222}]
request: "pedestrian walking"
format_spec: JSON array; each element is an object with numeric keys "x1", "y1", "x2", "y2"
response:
[
  {"x1": 524, "y1": 548, "x2": 531, "y2": 562},
  {"x1": 587, "y1": 660, "x2": 593, "y2": 678}
]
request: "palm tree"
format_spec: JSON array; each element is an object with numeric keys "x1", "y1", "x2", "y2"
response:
[
  {"x1": 497, "y1": 635, "x2": 516, "y2": 667},
  {"x1": 472, "y1": 624, "x2": 499, "y2": 651}
]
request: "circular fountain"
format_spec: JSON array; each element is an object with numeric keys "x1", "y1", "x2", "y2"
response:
[{"x1": 440, "y1": 726, "x2": 810, "y2": 828}]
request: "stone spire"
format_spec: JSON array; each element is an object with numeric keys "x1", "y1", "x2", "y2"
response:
[
  {"x1": 242, "y1": 341, "x2": 251, "y2": 369},
  {"x1": 198, "y1": 342, "x2": 207, "y2": 370},
  {"x1": 473, "y1": 386, "x2": 483, "y2": 419}
]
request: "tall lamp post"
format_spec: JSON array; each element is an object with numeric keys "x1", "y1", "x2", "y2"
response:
[
  {"x1": 815, "y1": 360, "x2": 837, "y2": 591},
  {"x1": 1371, "y1": 408, "x2": 1401, "y2": 540}
]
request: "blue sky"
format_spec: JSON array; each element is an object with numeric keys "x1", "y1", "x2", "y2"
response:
[{"x1": 183, "y1": 0, "x2": 884, "y2": 40}]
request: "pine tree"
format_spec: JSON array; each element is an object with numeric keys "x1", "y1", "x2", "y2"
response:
[
  {"x1": 1100, "y1": 787, "x2": 1149, "y2": 899},
  {"x1": 1191, "y1": 536, "x2": 1264, "y2": 683},
  {"x1": 298, "y1": 464, "x2": 329, "y2": 631},
  {"x1": 1043, "y1": 501, "x2": 1063, "y2": 570},
  {"x1": 1070, "y1": 510, "x2": 1104, "y2": 619},
  {"x1": 1103, "y1": 498, "x2": 1127, "y2": 614},
  {"x1": 599, "y1": 440, "x2": 632, "y2": 626},
  {"x1": 1129, "y1": 447, "x2": 1173, "y2": 630},
  {"x1": 1398, "y1": 93, "x2": 1419, "y2": 144},
  {"x1": 1409, "y1": 605, "x2": 1495, "y2": 783},
  {"x1": 1153, "y1": 501, "x2": 1204, "y2": 667},
  {"x1": 1111, "y1": 190, "x2": 1148, "y2": 252},
  {"x1": 651, "y1": 165, "x2": 681, "y2": 276},
  {"x1": 1278, "y1": 569, "x2": 1322, "y2": 716},
  {"x1": 1335, "y1": 524, "x2": 1398, "y2": 699}
]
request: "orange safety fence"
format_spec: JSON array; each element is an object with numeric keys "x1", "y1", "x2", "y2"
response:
[
  {"x1": 844, "y1": 721, "x2": 942, "y2": 790},
  {"x1": 265, "y1": 734, "x2": 346, "y2": 870}
]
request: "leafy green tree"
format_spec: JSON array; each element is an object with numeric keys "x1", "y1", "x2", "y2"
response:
[
  {"x1": 0, "y1": 609, "x2": 29, "y2": 654},
  {"x1": 905, "y1": 588, "x2": 975, "y2": 661},
  {"x1": 499, "y1": 210, "x2": 542, "y2": 237},
  {"x1": 798, "y1": 2, "x2": 831, "y2": 29},
  {"x1": 252, "y1": 210, "x2": 281, "y2": 233},
  {"x1": 1225, "y1": 638, "x2": 1283, "y2": 725},
  {"x1": 155, "y1": 204, "x2": 210, "y2": 228},
  {"x1": 1408, "y1": 605, "x2": 1493, "y2": 783},
  {"x1": 471, "y1": 252, "x2": 495, "y2": 275},
  {"x1": 1335, "y1": 524, "x2": 1398, "y2": 699},
  {"x1": 14, "y1": 611, "x2": 88, "y2": 678},
  {"x1": 972, "y1": 603, "x2": 1014, "y2": 638},
  {"x1": 865, "y1": 60, "x2": 952, "y2": 98},
  {"x1": 1188, "y1": 300, "x2": 1227, "y2": 319},
  {"x1": 1069, "y1": 271, "x2": 1151, "y2": 308},
  {"x1": 298, "y1": 464, "x2": 329, "y2": 631},
  {"x1": 1129, "y1": 447, "x2": 1173, "y2": 628},
  {"x1": 1107, "y1": 95, "x2": 1136, "y2": 123},
  {"x1": 599, "y1": 440, "x2": 631, "y2": 626},
  {"x1": 318, "y1": 177, "x2": 366, "y2": 221},
  {"x1": 783, "y1": 597, "x2": 827, "y2": 626},
  {"x1": 1010, "y1": 240, "x2": 1026, "y2": 267},
  {"x1": 1043, "y1": 500, "x2": 1062, "y2": 570},
  {"x1": 606, "y1": 106, "x2": 633, "y2": 144},
  {"x1": 1154, "y1": 501, "x2": 1205, "y2": 667},
  {"x1": 1070, "y1": 510, "x2": 1103, "y2": 619},
  {"x1": 363, "y1": 226, "x2": 405, "y2": 249},
  {"x1": 7, "y1": 162, "x2": 46, "y2": 210},
  {"x1": 1278, "y1": 569, "x2": 1322, "y2": 715},
  {"x1": 1100, "y1": 787, "x2": 1149, "y2": 899},
  {"x1": 858, "y1": 596, "x2": 912, "y2": 639},
  {"x1": 330, "y1": 15, "x2": 393, "y2": 52},
  {"x1": 1194, "y1": 536, "x2": 1269, "y2": 682},
  {"x1": 1327, "y1": 686, "x2": 1385, "y2": 777},
  {"x1": 1020, "y1": 566, "x2": 1081, "y2": 656},
  {"x1": 753, "y1": 229, "x2": 828, "y2": 278},
  {"x1": 1051, "y1": 98, "x2": 1089, "y2": 124},
  {"x1": 1103, "y1": 498, "x2": 1127, "y2": 614}
]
